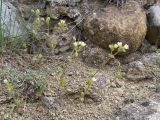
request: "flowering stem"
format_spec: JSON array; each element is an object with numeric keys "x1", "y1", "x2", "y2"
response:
[{"x1": 59, "y1": 50, "x2": 75, "y2": 89}]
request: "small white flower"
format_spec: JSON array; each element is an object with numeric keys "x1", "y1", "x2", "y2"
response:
[
  {"x1": 109, "y1": 45, "x2": 112, "y2": 48},
  {"x1": 73, "y1": 41, "x2": 86, "y2": 47},
  {"x1": 3, "y1": 79, "x2": 8, "y2": 84},
  {"x1": 60, "y1": 20, "x2": 65, "y2": 24},
  {"x1": 73, "y1": 42, "x2": 78, "y2": 47},
  {"x1": 117, "y1": 42, "x2": 122, "y2": 46},
  {"x1": 91, "y1": 77, "x2": 97, "y2": 82},
  {"x1": 114, "y1": 44, "x2": 118, "y2": 48},
  {"x1": 124, "y1": 44, "x2": 129, "y2": 49},
  {"x1": 79, "y1": 42, "x2": 86, "y2": 47},
  {"x1": 68, "y1": 56, "x2": 72, "y2": 61}
]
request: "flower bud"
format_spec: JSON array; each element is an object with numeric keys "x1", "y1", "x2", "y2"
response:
[
  {"x1": 35, "y1": 9, "x2": 40, "y2": 17},
  {"x1": 46, "y1": 17, "x2": 51, "y2": 27}
]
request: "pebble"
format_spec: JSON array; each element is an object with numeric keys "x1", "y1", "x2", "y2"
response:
[{"x1": 42, "y1": 96, "x2": 57, "y2": 109}]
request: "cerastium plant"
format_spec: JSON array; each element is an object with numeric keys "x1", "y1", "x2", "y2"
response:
[
  {"x1": 78, "y1": 42, "x2": 129, "y2": 102},
  {"x1": 59, "y1": 39, "x2": 86, "y2": 90},
  {"x1": 2, "y1": 67, "x2": 47, "y2": 115},
  {"x1": 57, "y1": 20, "x2": 86, "y2": 89},
  {"x1": 107, "y1": 42, "x2": 129, "y2": 64},
  {"x1": 107, "y1": 42, "x2": 129, "y2": 78},
  {"x1": 79, "y1": 77, "x2": 97, "y2": 102},
  {"x1": 31, "y1": 9, "x2": 41, "y2": 41}
]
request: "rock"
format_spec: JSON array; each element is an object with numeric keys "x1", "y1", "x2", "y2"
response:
[
  {"x1": 120, "y1": 52, "x2": 141, "y2": 64},
  {"x1": 139, "y1": 39, "x2": 157, "y2": 53},
  {"x1": 126, "y1": 61, "x2": 153, "y2": 81},
  {"x1": 146, "y1": 5, "x2": 160, "y2": 46},
  {"x1": 142, "y1": 0, "x2": 158, "y2": 9},
  {"x1": 49, "y1": 0, "x2": 81, "y2": 6},
  {"x1": 48, "y1": 5, "x2": 81, "y2": 20},
  {"x1": 42, "y1": 96, "x2": 57, "y2": 109},
  {"x1": 155, "y1": 86, "x2": 160, "y2": 93},
  {"x1": 18, "y1": 4, "x2": 32, "y2": 20},
  {"x1": 93, "y1": 74, "x2": 107, "y2": 90},
  {"x1": 68, "y1": 8, "x2": 80, "y2": 19},
  {"x1": 83, "y1": 1, "x2": 147, "y2": 53},
  {"x1": 1, "y1": 2, "x2": 28, "y2": 38},
  {"x1": 82, "y1": 47, "x2": 108, "y2": 67},
  {"x1": 17, "y1": 0, "x2": 34, "y2": 5},
  {"x1": 46, "y1": 35, "x2": 58, "y2": 48},
  {"x1": 142, "y1": 53, "x2": 158, "y2": 67},
  {"x1": 114, "y1": 99, "x2": 160, "y2": 120},
  {"x1": 59, "y1": 46, "x2": 70, "y2": 53},
  {"x1": 128, "y1": 61, "x2": 145, "y2": 71}
]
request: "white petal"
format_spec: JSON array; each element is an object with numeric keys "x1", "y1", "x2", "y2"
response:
[
  {"x1": 124, "y1": 44, "x2": 129, "y2": 49},
  {"x1": 3, "y1": 79, "x2": 8, "y2": 84},
  {"x1": 109, "y1": 45, "x2": 112, "y2": 48},
  {"x1": 60, "y1": 20, "x2": 65, "y2": 24},
  {"x1": 73, "y1": 42, "x2": 78, "y2": 47},
  {"x1": 117, "y1": 42, "x2": 122, "y2": 46},
  {"x1": 76, "y1": 41, "x2": 86, "y2": 47},
  {"x1": 114, "y1": 44, "x2": 118, "y2": 48},
  {"x1": 91, "y1": 77, "x2": 97, "y2": 82},
  {"x1": 81, "y1": 42, "x2": 86, "y2": 47}
]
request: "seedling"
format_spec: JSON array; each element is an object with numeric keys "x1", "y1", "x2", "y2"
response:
[{"x1": 80, "y1": 77, "x2": 97, "y2": 102}]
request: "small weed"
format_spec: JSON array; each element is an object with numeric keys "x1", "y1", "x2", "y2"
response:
[
  {"x1": 115, "y1": 71, "x2": 124, "y2": 79},
  {"x1": 59, "y1": 40, "x2": 86, "y2": 89},
  {"x1": 79, "y1": 77, "x2": 97, "y2": 102},
  {"x1": 3, "y1": 66, "x2": 47, "y2": 114},
  {"x1": 78, "y1": 42, "x2": 129, "y2": 102},
  {"x1": 105, "y1": 42, "x2": 129, "y2": 64},
  {"x1": 58, "y1": 20, "x2": 67, "y2": 31}
]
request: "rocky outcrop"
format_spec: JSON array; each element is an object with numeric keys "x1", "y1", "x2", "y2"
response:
[
  {"x1": 83, "y1": 1, "x2": 147, "y2": 53},
  {"x1": 1, "y1": 2, "x2": 28, "y2": 38}
]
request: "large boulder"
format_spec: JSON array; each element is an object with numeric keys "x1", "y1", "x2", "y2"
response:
[
  {"x1": 146, "y1": 5, "x2": 160, "y2": 46},
  {"x1": 83, "y1": 1, "x2": 147, "y2": 53}
]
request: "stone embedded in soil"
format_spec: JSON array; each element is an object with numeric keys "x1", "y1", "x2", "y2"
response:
[
  {"x1": 146, "y1": 5, "x2": 160, "y2": 46},
  {"x1": 59, "y1": 46, "x2": 71, "y2": 53},
  {"x1": 128, "y1": 61, "x2": 145, "y2": 71},
  {"x1": 93, "y1": 74, "x2": 107, "y2": 90},
  {"x1": 82, "y1": 47, "x2": 108, "y2": 67},
  {"x1": 142, "y1": 53, "x2": 158, "y2": 67},
  {"x1": 120, "y1": 52, "x2": 142, "y2": 64},
  {"x1": 18, "y1": 4, "x2": 32, "y2": 20},
  {"x1": 155, "y1": 86, "x2": 160, "y2": 93},
  {"x1": 113, "y1": 99, "x2": 160, "y2": 120},
  {"x1": 49, "y1": 0, "x2": 81, "y2": 6},
  {"x1": 83, "y1": 1, "x2": 147, "y2": 53},
  {"x1": 47, "y1": 4, "x2": 81, "y2": 20},
  {"x1": 46, "y1": 35, "x2": 58, "y2": 48},
  {"x1": 126, "y1": 61, "x2": 153, "y2": 81},
  {"x1": 139, "y1": 39, "x2": 157, "y2": 53},
  {"x1": 42, "y1": 96, "x2": 58, "y2": 109}
]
